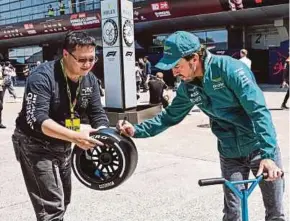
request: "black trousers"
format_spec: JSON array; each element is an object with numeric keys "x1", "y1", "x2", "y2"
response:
[
  {"x1": 282, "y1": 88, "x2": 289, "y2": 106},
  {"x1": 0, "y1": 91, "x2": 4, "y2": 124},
  {"x1": 12, "y1": 129, "x2": 72, "y2": 221}
]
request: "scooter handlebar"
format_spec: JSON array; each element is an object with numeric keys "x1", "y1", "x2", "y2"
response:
[
  {"x1": 262, "y1": 171, "x2": 284, "y2": 180},
  {"x1": 198, "y1": 172, "x2": 284, "y2": 187},
  {"x1": 198, "y1": 178, "x2": 226, "y2": 186}
]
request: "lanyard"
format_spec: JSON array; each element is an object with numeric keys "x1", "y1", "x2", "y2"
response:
[{"x1": 60, "y1": 59, "x2": 82, "y2": 118}]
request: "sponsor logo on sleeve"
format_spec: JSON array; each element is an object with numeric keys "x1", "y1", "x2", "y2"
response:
[{"x1": 26, "y1": 92, "x2": 37, "y2": 129}]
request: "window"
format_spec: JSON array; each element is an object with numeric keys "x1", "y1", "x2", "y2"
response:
[
  {"x1": 205, "y1": 30, "x2": 228, "y2": 50},
  {"x1": 94, "y1": 2, "x2": 100, "y2": 9},
  {"x1": 86, "y1": 2, "x2": 94, "y2": 11},
  {"x1": 21, "y1": 15, "x2": 31, "y2": 22},
  {"x1": 10, "y1": 2, "x2": 21, "y2": 10},
  {"x1": 21, "y1": 0, "x2": 31, "y2": 7},
  {"x1": 192, "y1": 32, "x2": 206, "y2": 44},
  {"x1": 0, "y1": 0, "x2": 9, "y2": 4},
  {"x1": 22, "y1": 7, "x2": 32, "y2": 16},
  {"x1": 1, "y1": 11, "x2": 11, "y2": 20},
  {"x1": 33, "y1": 13, "x2": 43, "y2": 20},
  {"x1": 31, "y1": 0, "x2": 43, "y2": 4},
  {"x1": 152, "y1": 29, "x2": 228, "y2": 51},
  {"x1": 206, "y1": 30, "x2": 227, "y2": 43},
  {"x1": 0, "y1": 4, "x2": 9, "y2": 12},
  {"x1": 10, "y1": 9, "x2": 19, "y2": 18},
  {"x1": 9, "y1": 17, "x2": 17, "y2": 24},
  {"x1": 153, "y1": 35, "x2": 168, "y2": 46},
  {"x1": 9, "y1": 46, "x2": 43, "y2": 64}
]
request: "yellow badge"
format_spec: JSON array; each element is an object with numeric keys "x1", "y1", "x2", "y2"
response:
[{"x1": 65, "y1": 118, "x2": 80, "y2": 132}]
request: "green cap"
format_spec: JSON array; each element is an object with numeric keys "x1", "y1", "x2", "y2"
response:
[{"x1": 155, "y1": 31, "x2": 201, "y2": 70}]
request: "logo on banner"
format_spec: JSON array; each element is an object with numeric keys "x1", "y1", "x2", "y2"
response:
[
  {"x1": 106, "y1": 51, "x2": 117, "y2": 57},
  {"x1": 155, "y1": 11, "x2": 171, "y2": 18},
  {"x1": 70, "y1": 13, "x2": 100, "y2": 27},
  {"x1": 125, "y1": 51, "x2": 133, "y2": 57},
  {"x1": 103, "y1": 19, "x2": 118, "y2": 46},
  {"x1": 103, "y1": 3, "x2": 116, "y2": 16},
  {"x1": 123, "y1": 20, "x2": 134, "y2": 47}
]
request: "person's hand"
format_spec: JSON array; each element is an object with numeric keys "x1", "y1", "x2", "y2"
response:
[
  {"x1": 72, "y1": 129, "x2": 104, "y2": 150},
  {"x1": 116, "y1": 120, "x2": 135, "y2": 137},
  {"x1": 257, "y1": 159, "x2": 283, "y2": 181},
  {"x1": 282, "y1": 81, "x2": 289, "y2": 88}
]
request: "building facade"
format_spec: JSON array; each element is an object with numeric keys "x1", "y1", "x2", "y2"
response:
[{"x1": 0, "y1": 0, "x2": 288, "y2": 83}]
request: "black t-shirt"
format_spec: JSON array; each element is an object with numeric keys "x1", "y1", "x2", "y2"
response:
[
  {"x1": 148, "y1": 78, "x2": 167, "y2": 104},
  {"x1": 16, "y1": 59, "x2": 109, "y2": 144}
]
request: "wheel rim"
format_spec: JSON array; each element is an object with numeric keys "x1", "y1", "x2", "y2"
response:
[{"x1": 78, "y1": 143, "x2": 123, "y2": 183}]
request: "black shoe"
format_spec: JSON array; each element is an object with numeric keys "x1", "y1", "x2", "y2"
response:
[
  {"x1": 281, "y1": 104, "x2": 289, "y2": 109},
  {"x1": 0, "y1": 124, "x2": 6, "y2": 129}
]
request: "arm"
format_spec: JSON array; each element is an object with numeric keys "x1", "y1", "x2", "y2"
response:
[
  {"x1": 87, "y1": 75, "x2": 110, "y2": 129},
  {"x1": 42, "y1": 119, "x2": 78, "y2": 142},
  {"x1": 134, "y1": 83, "x2": 194, "y2": 138},
  {"x1": 223, "y1": 61, "x2": 277, "y2": 159}
]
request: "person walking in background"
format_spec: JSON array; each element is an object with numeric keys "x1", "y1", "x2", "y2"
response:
[
  {"x1": 148, "y1": 72, "x2": 168, "y2": 108},
  {"x1": 7, "y1": 62, "x2": 17, "y2": 86},
  {"x1": 135, "y1": 61, "x2": 142, "y2": 93},
  {"x1": 0, "y1": 65, "x2": 6, "y2": 128},
  {"x1": 2, "y1": 61, "x2": 17, "y2": 101},
  {"x1": 281, "y1": 57, "x2": 289, "y2": 109},
  {"x1": 239, "y1": 49, "x2": 252, "y2": 69},
  {"x1": 138, "y1": 58, "x2": 146, "y2": 91},
  {"x1": 143, "y1": 56, "x2": 152, "y2": 92}
]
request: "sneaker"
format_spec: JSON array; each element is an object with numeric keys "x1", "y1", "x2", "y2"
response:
[
  {"x1": 281, "y1": 104, "x2": 289, "y2": 109},
  {"x1": 0, "y1": 124, "x2": 6, "y2": 129}
]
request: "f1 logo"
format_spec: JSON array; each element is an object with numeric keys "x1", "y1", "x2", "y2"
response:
[
  {"x1": 125, "y1": 51, "x2": 133, "y2": 57},
  {"x1": 106, "y1": 51, "x2": 117, "y2": 57}
]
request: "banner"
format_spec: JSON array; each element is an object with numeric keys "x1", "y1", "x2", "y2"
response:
[
  {"x1": 0, "y1": 11, "x2": 101, "y2": 40},
  {"x1": 268, "y1": 40, "x2": 289, "y2": 84}
]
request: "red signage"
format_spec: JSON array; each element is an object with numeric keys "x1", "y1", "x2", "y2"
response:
[
  {"x1": 151, "y1": 1, "x2": 169, "y2": 11},
  {"x1": 0, "y1": 11, "x2": 101, "y2": 40}
]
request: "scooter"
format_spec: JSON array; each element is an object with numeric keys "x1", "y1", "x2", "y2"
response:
[{"x1": 198, "y1": 173, "x2": 284, "y2": 221}]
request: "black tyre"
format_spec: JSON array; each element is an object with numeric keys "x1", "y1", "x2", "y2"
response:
[{"x1": 71, "y1": 128, "x2": 138, "y2": 191}]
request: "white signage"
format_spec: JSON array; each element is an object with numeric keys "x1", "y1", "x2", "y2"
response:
[{"x1": 101, "y1": 0, "x2": 136, "y2": 110}]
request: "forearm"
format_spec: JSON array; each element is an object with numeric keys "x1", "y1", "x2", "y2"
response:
[{"x1": 41, "y1": 119, "x2": 76, "y2": 143}]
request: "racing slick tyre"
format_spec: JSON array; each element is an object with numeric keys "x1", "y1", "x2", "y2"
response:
[{"x1": 71, "y1": 128, "x2": 138, "y2": 191}]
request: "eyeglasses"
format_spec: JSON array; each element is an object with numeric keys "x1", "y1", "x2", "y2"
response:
[{"x1": 68, "y1": 51, "x2": 98, "y2": 65}]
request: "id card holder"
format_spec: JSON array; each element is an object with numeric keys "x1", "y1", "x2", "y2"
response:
[{"x1": 65, "y1": 118, "x2": 80, "y2": 132}]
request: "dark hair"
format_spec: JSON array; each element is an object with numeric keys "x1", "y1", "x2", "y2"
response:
[
  {"x1": 5, "y1": 61, "x2": 10, "y2": 66},
  {"x1": 183, "y1": 45, "x2": 207, "y2": 61},
  {"x1": 63, "y1": 31, "x2": 96, "y2": 53}
]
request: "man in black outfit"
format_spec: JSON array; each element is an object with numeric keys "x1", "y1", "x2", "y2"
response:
[
  {"x1": 148, "y1": 72, "x2": 168, "y2": 108},
  {"x1": 12, "y1": 31, "x2": 109, "y2": 221}
]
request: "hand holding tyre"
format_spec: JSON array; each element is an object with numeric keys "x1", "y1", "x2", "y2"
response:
[
  {"x1": 72, "y1": 129, "x2": 104, "y2": 150},
  {"x1": 71, "y1": 128, "x2": 138, "y2": 191}
]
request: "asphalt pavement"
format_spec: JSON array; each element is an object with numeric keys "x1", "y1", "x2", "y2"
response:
[{"x1": 0, "y1": 85, "x2": 289, "y2": 221}]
